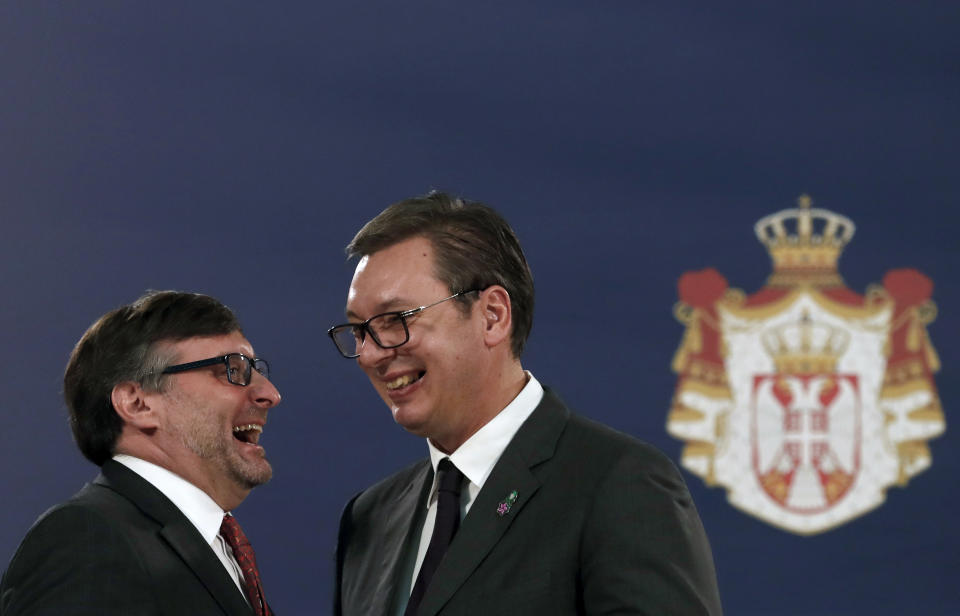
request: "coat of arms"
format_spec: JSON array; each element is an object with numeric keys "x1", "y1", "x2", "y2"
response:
[{"x1": 668, "y1": 196, "x2": 944, "y2": 534}]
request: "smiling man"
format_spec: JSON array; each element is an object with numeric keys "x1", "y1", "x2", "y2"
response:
[
  {"x1": 331, "y1": 192, "x2": 723, "y2": 615},
  {"x1": 0, "y1": 291, "x2": 281, "y2": 615}
]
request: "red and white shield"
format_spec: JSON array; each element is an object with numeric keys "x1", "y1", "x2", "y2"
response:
[{"x1": 752, "y1": 373, "x2": 860, "y2": 513}]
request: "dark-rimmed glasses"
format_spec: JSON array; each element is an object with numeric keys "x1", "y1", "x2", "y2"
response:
[
  {"x1": 161, "y1": 353, "x2": 270, "y2": 386},
  {"x1": 328, "y1": 289, "x2": 480, "y2": 358}
]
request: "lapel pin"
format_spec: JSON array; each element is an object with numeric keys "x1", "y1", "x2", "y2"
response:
[{"x1": 496, "y1": 490, "x2": 519, "y2": 516}]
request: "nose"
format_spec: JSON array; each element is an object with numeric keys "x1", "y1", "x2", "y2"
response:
[
  {"x1": 355, "y1": 335, "x2": 395, "y2": 369},
  {"x1": 249, "y1": 371, "x2": 281, "y2": 408}
]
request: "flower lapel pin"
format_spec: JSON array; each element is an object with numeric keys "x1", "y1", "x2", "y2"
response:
[{"x1": 496, "y1": 490, "x2": 519, "y2": 516}]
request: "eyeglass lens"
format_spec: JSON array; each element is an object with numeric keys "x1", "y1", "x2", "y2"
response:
[
  {"x1": 333, "y1": 313, "x2": 409, "y2": 356},
  {"x1": 226, "y1": 354, "x2": 269, "y2": 385}
]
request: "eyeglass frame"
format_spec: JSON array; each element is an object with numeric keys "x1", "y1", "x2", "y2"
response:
[
  {"x1": 327, "y1": 289, "x2": 482, "y2": 359},
  {"x1": 160, "y1": 353, "x2": 270, "y2": 386}
]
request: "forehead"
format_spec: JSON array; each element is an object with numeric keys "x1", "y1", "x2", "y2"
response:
[
  {"x1": 163, "y1": 331, "x2": 254, "y2": 361},
  {"x1": 346, "y1": 236, "x2": 446, "y2": 316}
]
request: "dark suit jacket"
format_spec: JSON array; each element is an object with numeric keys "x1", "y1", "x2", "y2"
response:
[
  {"x1": 335, "y1": 388, "x2": 723, "y2": 615},
  {"x1": 0, "y1": 460, "x2": 257, "y2": 616}
]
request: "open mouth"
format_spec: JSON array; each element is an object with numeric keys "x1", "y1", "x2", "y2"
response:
[
  {"x1": 232, "y1": 424, "x2": 263, "y2": 445},
  {"x1": 385, "y1": 371, "x2": 425, "y2": 391}
]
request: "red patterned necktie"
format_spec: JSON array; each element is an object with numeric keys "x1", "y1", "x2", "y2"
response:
[{"x1": 220, "y1": 514, "x2": 272, "y2": 616}]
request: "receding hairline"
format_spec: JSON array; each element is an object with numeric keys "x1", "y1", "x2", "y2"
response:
[{"x1": 343, "y1": 236, "x2": 448, "y2": 319}]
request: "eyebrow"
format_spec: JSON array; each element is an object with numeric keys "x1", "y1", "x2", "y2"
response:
[
  {"x1": 345, "y1": 297, "x2": 416, "y2": 321},
  {"x1": 219, "y1": 349, "x2": 256, "y2": 358}
]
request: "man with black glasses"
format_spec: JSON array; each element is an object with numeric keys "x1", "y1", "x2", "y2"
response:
[
  {"x1": 331, "y1": 192, "x2": 723, "y2": 615},
  {"x1": 1, "y1": 291, "x2": 280, "y2": 615}
]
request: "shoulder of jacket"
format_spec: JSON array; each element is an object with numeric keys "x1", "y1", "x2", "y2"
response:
[
  {"x1": 350, "y1": 458, "x2": 430, "y2": 510},
  {"x1": 564, "y1": 412, "x2": 676, "y2": 469}
]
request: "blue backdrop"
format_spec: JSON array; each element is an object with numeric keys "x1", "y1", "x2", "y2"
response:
[{"x1": 1, "y1": 2, "x2": 957, "y2": 614}]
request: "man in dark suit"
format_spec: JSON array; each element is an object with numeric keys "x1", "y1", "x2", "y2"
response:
[
  {"x1": 329, "y1": 192, "x2": 723, "y2": 615},
  {"x1": 1, "y1": 291, "x2": 281, "y2": 615}
]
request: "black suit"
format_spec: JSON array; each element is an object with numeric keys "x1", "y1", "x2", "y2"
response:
[
  {"x1": 335, "y1": 388, "x2": 722, "y2": 615},
  {"x1": 0, "y1": 460, "x2": 256, "y2": 615}
]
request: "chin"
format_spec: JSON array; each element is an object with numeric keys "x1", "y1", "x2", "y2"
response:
[
  {"x1": 391, "y1": 405, "x2": 431, "y2": 437},
  {"x1": 240, "y1": 470, "x2": 272, "y2": 489},
  {"x1": 232, "y1": 460, "x2": 273, "y2": 488}
]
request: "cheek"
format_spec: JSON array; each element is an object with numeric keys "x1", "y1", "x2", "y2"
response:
[{"x1": 361, "y1": 366, "x2": 384, "y2": 388}]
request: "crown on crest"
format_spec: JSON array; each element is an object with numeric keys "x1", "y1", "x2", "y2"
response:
[
  {"x1": 761, "y1": 312, "x2": 850, "y2": 374},
  {"x1": 754, "y1": 195, "x2": 855, "y2": 287}
]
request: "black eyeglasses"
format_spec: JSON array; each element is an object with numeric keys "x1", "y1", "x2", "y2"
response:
[
  {"x1": 161, "y1": 353, "x2": 270, "y2": 386},
  {"x1": 328, "y1": 289, "x2": 480, "y2": 358}
]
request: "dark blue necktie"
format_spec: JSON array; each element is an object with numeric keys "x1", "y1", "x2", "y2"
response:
[{"x1": 405, "y1": 458, "x2": 464, "y2": 616}]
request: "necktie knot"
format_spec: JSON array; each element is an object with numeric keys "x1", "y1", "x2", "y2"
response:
[
  {"x1": 220, "y1": 514, "x2": 271, "y2": 616},
  {"x1": 436, "y1": 458, "x2": 464, "y2": 496},
  {"x1": 220, "y1": 514, "x2": 250, "y2": 548}
]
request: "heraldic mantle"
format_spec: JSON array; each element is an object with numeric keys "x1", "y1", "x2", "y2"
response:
[{"x1": 668, "y1": 195, "x2": 943, "y2": 535}]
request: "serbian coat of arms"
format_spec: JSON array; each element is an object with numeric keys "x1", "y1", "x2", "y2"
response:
[{"x1": 668, "y1": 196, "x2": 944, "y2": 535}]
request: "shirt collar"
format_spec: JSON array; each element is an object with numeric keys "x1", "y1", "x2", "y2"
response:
[
  {"x1": 113, "y1": 454, "x2": 226, "y2": 545},
  {"x1": 426, "y1": 371, "x2": 544, "y2": 492}
]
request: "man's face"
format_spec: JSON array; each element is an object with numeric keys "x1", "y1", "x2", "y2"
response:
[
  {"x1": 151, "y1": 331, "x2": 281, "y2": 500},
  {"x1": 346, "y1": 236, "x2": 489, "y2": 450}
]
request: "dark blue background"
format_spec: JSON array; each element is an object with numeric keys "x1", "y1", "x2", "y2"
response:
[{"x1": 2, "y1": 2, "x2": 957, "y2": 614}]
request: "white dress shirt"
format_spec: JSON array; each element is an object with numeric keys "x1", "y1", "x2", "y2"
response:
[
  {"x1": 396, "y1": 372, "x2": 544, "y2": 612},
  {"x1": 113, "y1": 454, "x2": 249, "y2": 601}
]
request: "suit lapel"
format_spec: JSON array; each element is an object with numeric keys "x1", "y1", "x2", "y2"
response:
[
  {"x1": 417, "y1": 389, "x2": 570, "y2": 616},
  {"x1": 370, "y1": 462, "x2": 433, "y2": 613},
  {"x1": 97, "y1": 461, "x2": 253, "y2": 615},
  {"x1": 159, "y1": 522, "x2": 254, "y2": 615}
]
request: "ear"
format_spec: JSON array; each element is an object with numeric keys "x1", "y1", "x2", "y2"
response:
[
  {"x1": 478, "y1": 286, "x2": 513, "y2": 349},
  {"x1": 111, "y1": 381, "x2": 161, "y2": 431}
]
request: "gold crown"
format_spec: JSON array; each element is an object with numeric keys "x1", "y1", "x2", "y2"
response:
[
  {"x1": 761, "y1": 312, "x2": 849, "y2": 374},
  {"x1": 754, "y1": 195, "x2": 855, "y2": 287}
]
